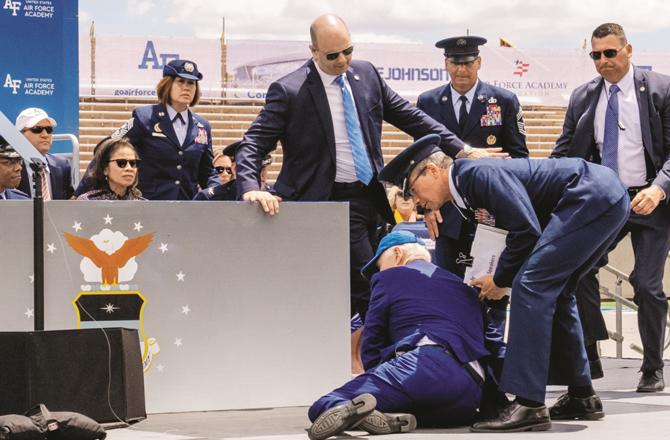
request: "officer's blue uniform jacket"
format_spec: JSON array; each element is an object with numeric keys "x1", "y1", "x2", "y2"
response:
[
  {"x1": 417, "y1": 81, "x2": 528, "y2": 241},
  {"x1": 77, "y1": 104, "x2": 218, "y2": 200}
]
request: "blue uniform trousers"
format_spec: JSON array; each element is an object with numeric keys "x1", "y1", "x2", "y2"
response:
[
  {"x1": 309, "y1": 346, "x2": 482, "y2": 427},
  {"x1": 501, "y1": 197, "x2": 630, "y2": 403}
]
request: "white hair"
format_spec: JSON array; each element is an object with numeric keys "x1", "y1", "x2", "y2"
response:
[{"x1": 398, "y1": 242, "x2": 431, "y2": 263}]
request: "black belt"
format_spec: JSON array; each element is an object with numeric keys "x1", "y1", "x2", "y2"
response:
[
  {"x1": 331, "y1": 181, "x2": 368, "y2": 198},
  {"x1": 628, "y1": 183, "x2": 650, "y2": 198},
  {"x1": 439, "y1": 346, "x2": 485, "y2": 386}
]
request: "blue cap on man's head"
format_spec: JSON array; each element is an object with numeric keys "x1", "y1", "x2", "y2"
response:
[
  {"x1": 361, "y1": 230, "x2": 425, "y2": 280},
  {"x1": 378, "y1": 134, "x2": 442, "y2": 194},
  {"x1": 163, "y1": 59, "x2": 203, "y2": 81},
  {"x1": 435, "y1": 36, "x2": 487, "y2": 63}
]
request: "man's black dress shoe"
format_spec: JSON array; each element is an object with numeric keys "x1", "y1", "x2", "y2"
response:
[
  {"x1": 308, "y1": 393, "x2": 376, "y2": 440},
  {"x1": 637, "y1": 369, "x2": 665, "y2": 393},
  {"x1": 470, "y1": 401, "x2": 551, "y2": 433},
  {"x1": 589, "y1": 358, "x2": 604, "y2": 380},
  {"x1": 549, "y1": 393, "x2": 604, "y2": 420}
]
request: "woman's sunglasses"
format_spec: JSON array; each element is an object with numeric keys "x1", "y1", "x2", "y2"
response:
[
  {"x1": 109, "y1": 159, "x2": 140, "y2": 169},
  {"x1": 215, "y1": 166, "x2": 233, "y2": 175}
]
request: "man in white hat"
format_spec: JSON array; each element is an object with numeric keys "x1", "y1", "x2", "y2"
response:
[{"x1": 15, "y1": 107, "x2": 73, "y2": 200}]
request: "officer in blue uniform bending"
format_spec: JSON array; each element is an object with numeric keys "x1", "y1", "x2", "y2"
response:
[
  {"x1": 76, "y1": 59, "x2": 219, "y2": 200},
  {"x1": 307, "y1": 230, "x2": 491, "y2": 440},
  {"x1": 417, "y1": 35, "x2": 528, "y2": 372},
  {"x1": 380, "y1": 134, "x2": 629, "y2": 432}
]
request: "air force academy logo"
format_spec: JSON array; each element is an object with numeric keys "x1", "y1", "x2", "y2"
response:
[
  {"x1": 4, "y1": 73, "x2": 21, "y2": 94},
  {"x1": 3, "y1": 0, "x2": 21, "y2": 16}
]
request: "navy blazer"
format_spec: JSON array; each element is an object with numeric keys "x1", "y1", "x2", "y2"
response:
[
  {"x1": 236, "y1": 59, "x2": 466, "y2": 222},
  {"x1": 77, "y1": 104, "x2": 218, "y2": 200},
  {"x1": 362, "y1": 259, "x2": 489, "y2": 370},
  {"x1": 192, "y1": 179, "x2": 237, "y2": 201},
  {"x1": 552, "y1": 67, "x2": 670, "y2": 196},
  {"x1": 417, "y1": 81, "x2": 528, "y2": 239},
  {"x1": 18, "y1": 153, "x2": 74, "y2": 200},
  {"x1": 2, "y1": 188, "x2": 29, "y2": 200},
  {"x1": 450, "y1": 158, "x2": 627, "y2": 287}
]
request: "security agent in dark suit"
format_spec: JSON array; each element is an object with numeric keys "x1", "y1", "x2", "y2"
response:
[
  {"x1": 236, "y1": 14, "x2": 502, "y2": 320},
  {"x1": 416, "y1": 35, "x2": 529, "y2": 367},
  {"x1": 381, "y1": 134, "x2": 629, "y2": 432},
  {"x1": 15, "y1": 108, "x2": 74, "y2": 200},
  {"x1": 307, "y1": 231, "x2": 489, "y2": 440},
  {"x1": 76, "y1": 59, "x2": 219, "y2": 200},
  {"x1": 551, "y1": 23, "x2": 670, "y2": 392},
  {"x1": 0, "y1": 137, "x2": 29, "y2": 200}
]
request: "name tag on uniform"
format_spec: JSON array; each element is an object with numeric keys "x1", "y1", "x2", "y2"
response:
[{"x1": 152, "y1": 132, "x2": 167, "y2": 138}]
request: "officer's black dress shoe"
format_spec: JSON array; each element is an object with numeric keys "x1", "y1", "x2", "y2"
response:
[
  {"x1": 308, "y1": 394, "x2": 376, "y2": 440},
  {"x1": 549, "y1": 393, "x2": 604, "y2": 420},
  {"x1": 469, "y1": 401, "x2": 551, "y2": 433},
  {"x1": 637, "y1": 369, "x2": 665, "y2": 393},
  {"x1": 358, "y1": 410, "x2": 417, "y2": 435},
  {"x1": 589, "y1": 358, "x2": 604, "y2": 380}
]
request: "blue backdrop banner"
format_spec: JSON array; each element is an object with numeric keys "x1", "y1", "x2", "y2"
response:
[{"x1": 1, "y1": 0, "x2": 78, "y2": 153}]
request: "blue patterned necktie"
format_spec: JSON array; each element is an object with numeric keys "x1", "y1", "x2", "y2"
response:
[
  {"x1": 335, "y1": 75, "x2": 373, "y2": 185},
  {"x1": 458, "y1": 95, "x2": 469, "y2": 131},
  {"x1": 602, "y1": 84, "x2": 620, "y2": 172}
]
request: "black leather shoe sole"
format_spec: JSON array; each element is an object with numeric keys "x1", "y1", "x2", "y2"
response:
[
  {"x1": 470, "y1": 420, "x2": 551, "y2": 433},
  {"x1": 551, "y1": 410, "x2": 604, "y2": 421},
  {"x1": 308, "y1": 394, "x2": 376, "y2": 440},
  {"x1": 358, "y1": 410, "x2": 417, "y2": 435}
]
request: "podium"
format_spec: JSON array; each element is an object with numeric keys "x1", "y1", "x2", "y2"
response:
[{"x1": 0, "y1": 328, "x2": 146, "y2": 423}]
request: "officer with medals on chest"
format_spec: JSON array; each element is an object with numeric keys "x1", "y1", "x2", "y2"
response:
[{"x1": 416, "y1": 36, "x2": 528, "y2": 371}]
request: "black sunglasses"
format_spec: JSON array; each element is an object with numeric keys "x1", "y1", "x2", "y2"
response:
[
  {"x1": 26, "y1": 126, "x2": 53, "y2": 134},
  {"x1": 215, "y1": 166, "x2": 233, "y2": 175},
  {"x1": 589, "y1": 47, "x2": 624, "y2": 60},
  {"x1": 325, "y1": 46, "x2": 354, "y2": 61},
  {"x1": 109, "y1": 159, "x2": 140, "y2": 169}
]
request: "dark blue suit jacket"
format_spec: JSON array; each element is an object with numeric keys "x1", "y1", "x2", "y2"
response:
[
  {"x1": 552, "y1": 67, "x2": 670, "y2": 196},
  {"x1": 362, "y1": 259, "x2": 489, "y2": 370},
  {"x1": 76, "y1": 104, "x2": 219, "y2": 200},
  {"x1": 192, "y1": 180, "x2": 237, "y2": 201},
  {"x1": 236, "y1": 60, "x2": 466, "y2": 222},
  {"x1": 2, "y1": 188, "x2": 29, "y2": 199},
  {"x1": 451, "y1": 158, "x2": 627, "y2": 287},
  {"x1": 18, "y1": 153, "x2": 74, "y2": 200},
  {"x1": 417, "y1": 81, "x2": 528, "y2": 239}
]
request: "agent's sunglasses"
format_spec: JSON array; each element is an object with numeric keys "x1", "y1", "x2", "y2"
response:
[
  {"x1": 26, "y1": 126, "x2": 53, "y2": 135},
  {"x1": 215, "y1": 166, "x2": 233, "y2": 175},
  {"x1": 109, "y1": 159, "x2": 140, "y2": 169},
  {"x1": 589, "y1": 47, "x2": 624, "y2": 61},
  {"x1": 325, "y1": 46, "x2": 354, "y2": 61}
]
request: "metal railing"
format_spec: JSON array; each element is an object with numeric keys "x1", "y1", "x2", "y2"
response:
[
  {"x1": 600, "y1": 259, "x2": 670, "y2": 358},
  {"x1": 53, "y1": 133, "x2": 81, "y2": 187}
]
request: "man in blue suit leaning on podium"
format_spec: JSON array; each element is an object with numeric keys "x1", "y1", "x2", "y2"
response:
[
  {"x1": 307, "y1": 230, "x2": 491, "y2": 440},
  {"x1": 379, "y1": 135, "x2": 629, "y2": 432}
]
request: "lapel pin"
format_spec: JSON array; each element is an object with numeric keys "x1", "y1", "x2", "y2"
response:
[
  {"x1": 353, "y1": 74, "x2": 360, "y2": 81},
  {"x1": 640, "y1": 86, "x2": 646, "y2": 92},
  {"x1": 154, "y1": 123, "x2": 162, "y2": 133},
  {"x1": 158, "y1": 112, "x2": 165, "y2": 117},
  {"x1": 441, "y1": 96, "x2": 448, "y2": 102},
  {"x1": 478, "y1": 95, "x2": 484, "y2": 102}
]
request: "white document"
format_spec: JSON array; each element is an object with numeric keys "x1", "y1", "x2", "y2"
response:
[{"x1": 464, "y1": 224, "x2": 511, "y2": 296}]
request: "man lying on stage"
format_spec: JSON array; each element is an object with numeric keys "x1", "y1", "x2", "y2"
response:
[{"x1": 307, "y1": 230, "x2": 491, "y2": 440}]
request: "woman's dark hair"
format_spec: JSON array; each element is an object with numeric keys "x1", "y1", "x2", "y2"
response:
[
  {"x1": 90, "y1": 137, "x2": 141, "y2": 197},
  {"x1": 156, "y1": 76, "x2": 201, "y2": 107}
]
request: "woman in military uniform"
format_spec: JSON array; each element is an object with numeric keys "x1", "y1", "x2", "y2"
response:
[{"x1": 77, "y1": 59, "x2": 218, "y2": 200}]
